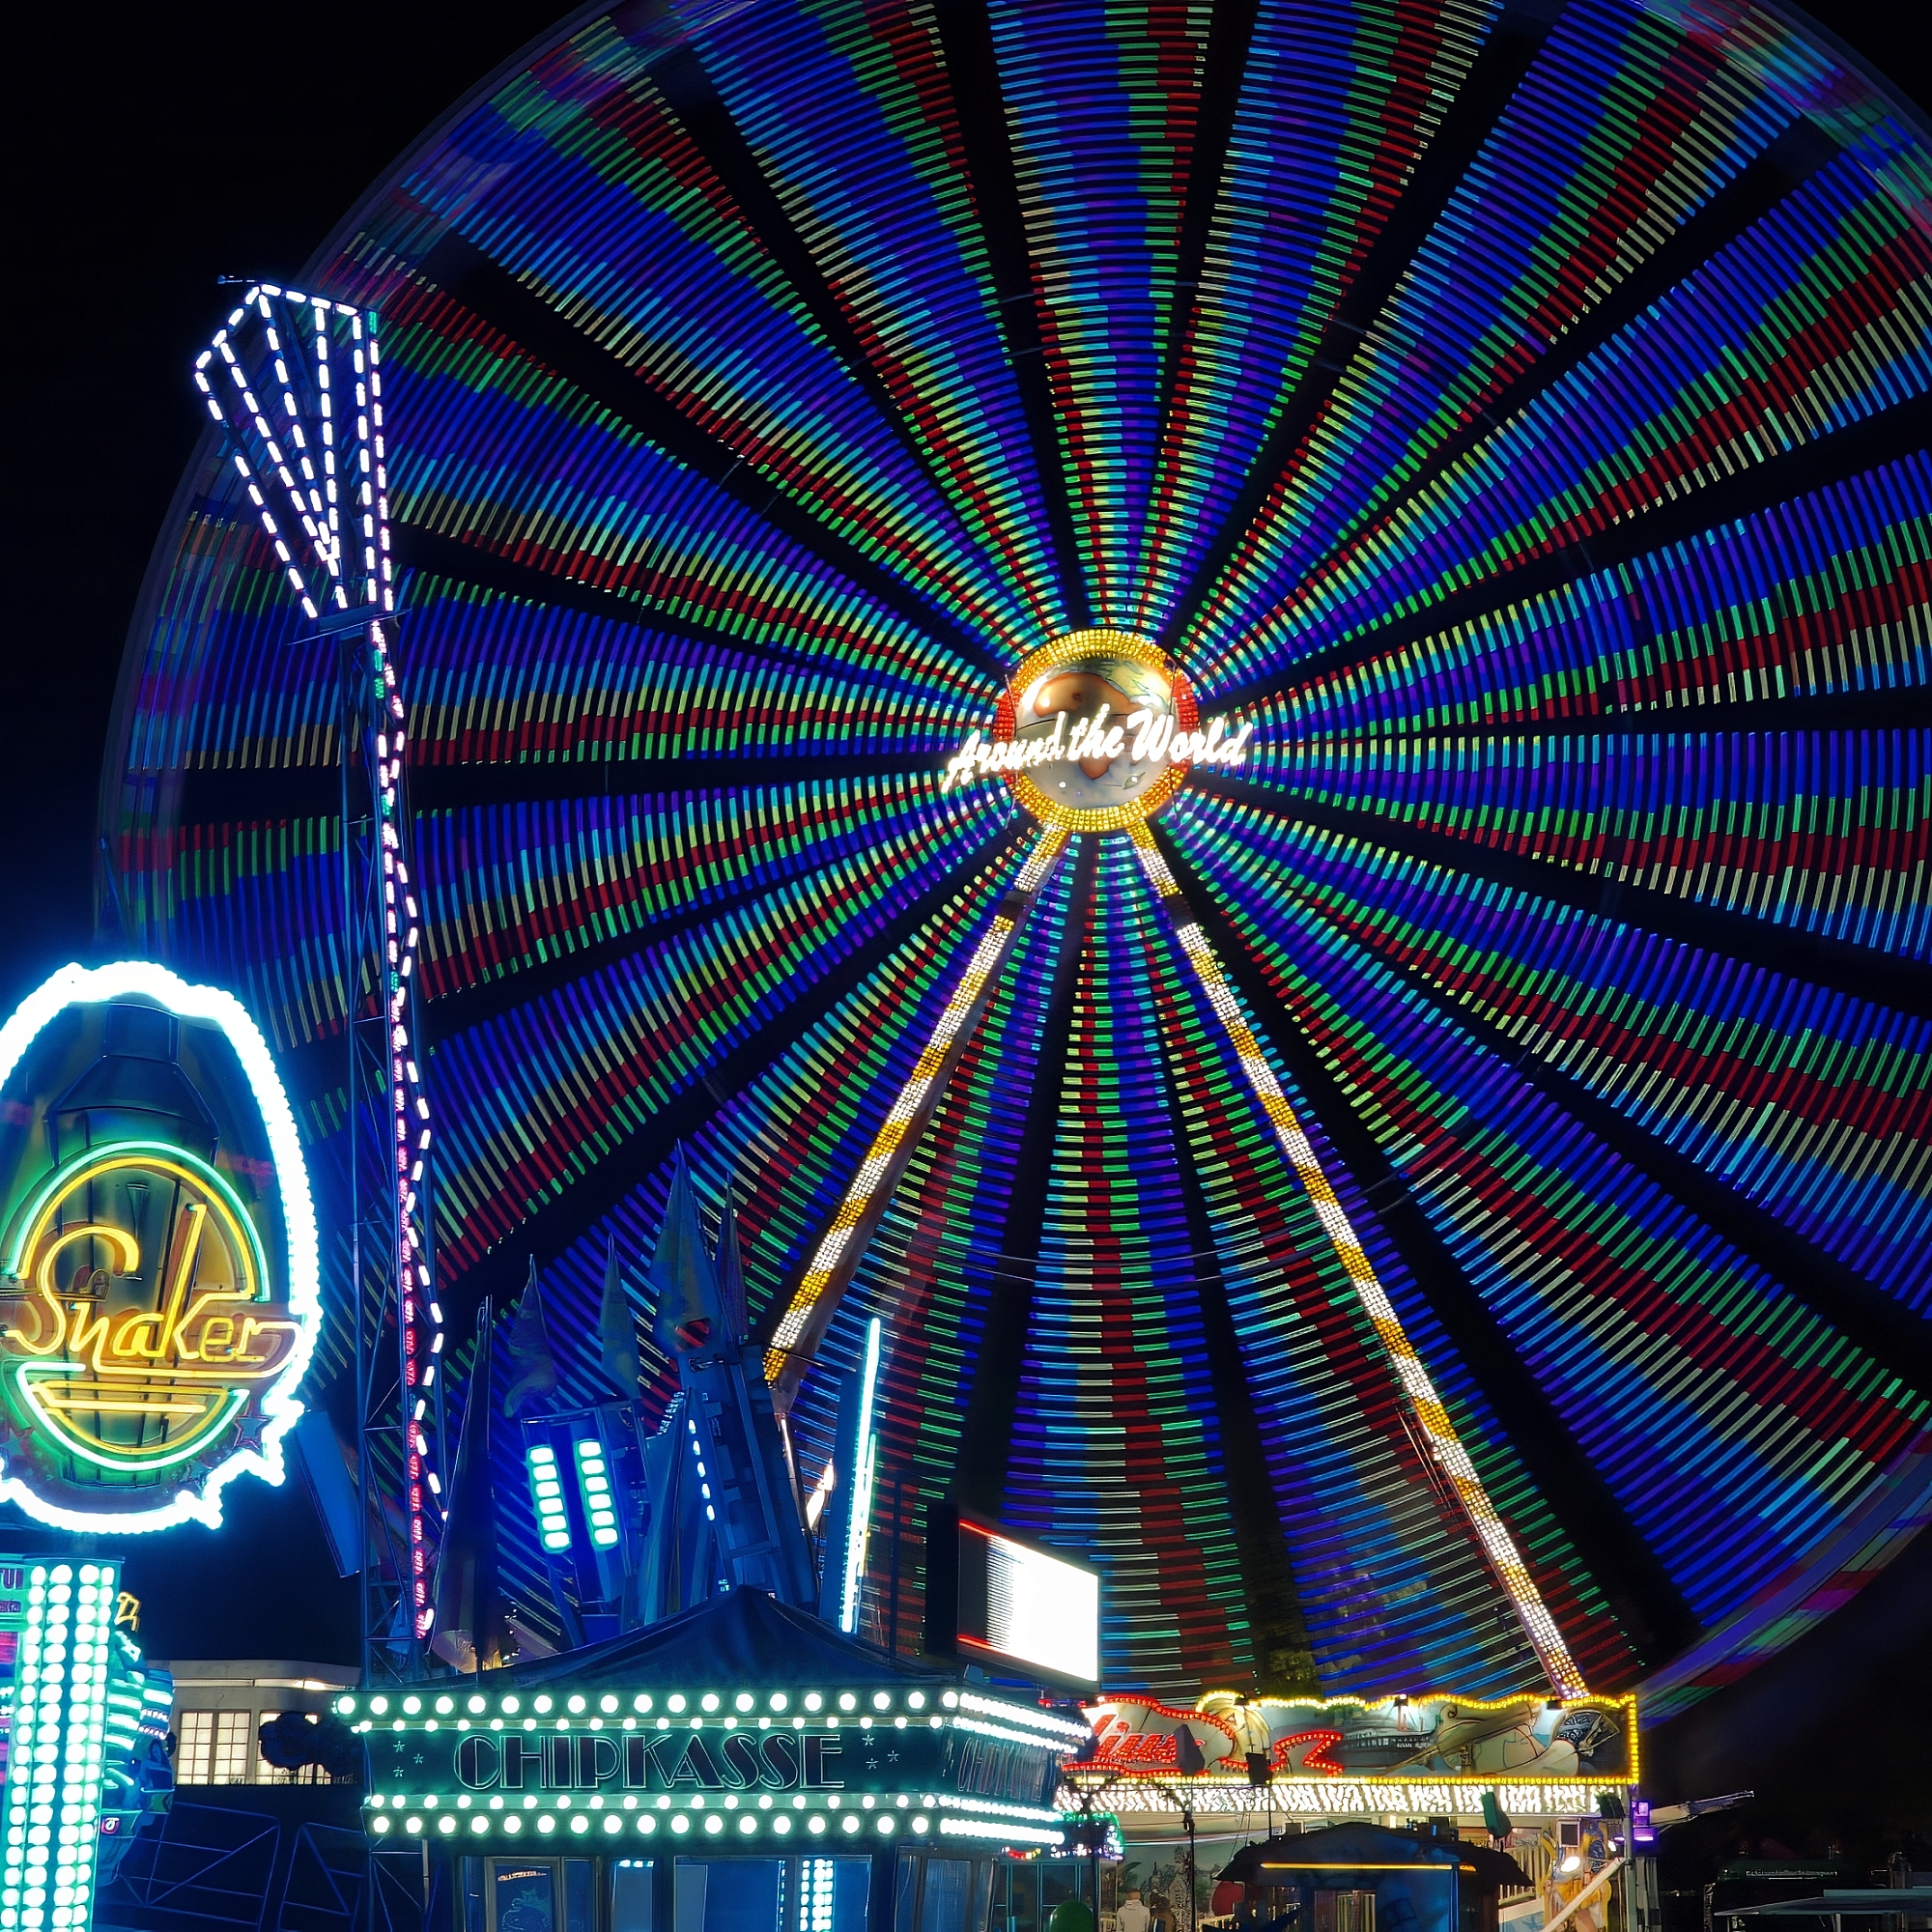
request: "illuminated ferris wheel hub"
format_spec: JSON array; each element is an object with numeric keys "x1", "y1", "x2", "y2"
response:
[{"x1": 972, "y1": 628, "x2": 1253, "y2": 831}]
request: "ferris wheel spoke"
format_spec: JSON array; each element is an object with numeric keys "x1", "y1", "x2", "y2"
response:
[
  {"x1": 1320, "y1": 124, "x2": 1842, "y2": 572},
  {"x1": 1125, "y1": 820, "x2": 1589, "y2": 1695},
  {"x1": 762, "y1": 822, "x2": 1072, "y2": 1403},
  {"x1": 645, "y1": 41, "x2": 1019, "y2": 583},
  {"x1": 1195, "y1": 772, "x2": 1932, "y2": 1022},
  {"x1": 391, "y1": 531, "x2": 988, "y2": 698},
  {"x1": 416, "y1": 230, "x2": 1008, "y2": 683},
  {"x1": 948, "y1": 836, "x2": 1096, "y2": 1515},
  {"x1": 1211, "y1": 385, "x2": 1932, "y2": 711},
  {"x1": 1162, "y1": 0, "x2": 1564, "y2": 668},
  {"x1": 1140, "y1": 0, "x2": 1261, "y2": 521},
  {"x1": 929, "y1": 0, "x2": 1091, "y2": 631},
  {"x1": 443, "y1": 816, "x2": 1036, "y2": 1316},
  {"x1": 1362, "y1": 912, "x2": 1932, "y2": 1390},
  {"x1": 1176, "y1": 805, "x2": 1932, "y2": 1395},
  {"x1": 1144, "y1": 821, "x2": 1700, "y2": 1669},
  {"x1": 1288, "y1": 693, "x2": 1932, "y2": 739}
]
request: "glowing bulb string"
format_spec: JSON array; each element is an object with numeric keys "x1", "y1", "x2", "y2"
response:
[
  {"x1": 765, "y1": 825, "x2": 1071, "y2": 1397},
  {"x1": 1125, "y1": 822, "x2": 1586, "y2": 1697},
  {"x1": 195, "y1": 287, "x2": 445, "y2": 1640}
]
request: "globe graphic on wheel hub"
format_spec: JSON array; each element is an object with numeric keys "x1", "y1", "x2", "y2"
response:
[{"x1": 991, "y1": 631, "x2": 1207, "y2": 829}]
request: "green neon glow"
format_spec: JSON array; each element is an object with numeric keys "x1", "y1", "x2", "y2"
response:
[{"x1": 4, "y1": 1137, "x2": 270, "y2": 1291}]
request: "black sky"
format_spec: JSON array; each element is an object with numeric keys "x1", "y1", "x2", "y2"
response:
[{"x1": 0, "y1": 0, "x2": 1926, "y2": 1778}]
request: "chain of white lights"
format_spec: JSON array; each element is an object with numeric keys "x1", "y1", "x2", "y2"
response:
[
  {"x1": 952, "y1": 1690, "x2": 1091, "y2": 1743},
  {"x1": 194, "y1": 287, "x2": 445, "y2": 1634},
  {"x1": 372, "y1": 1803, "x2": 937, "y2": 1843},
  {"x1": 1127, "y1": 827, "x2": 1585, "y2": 1697},
  {"x1": 1065, "y1": 1777, "x2": 1609, "y2": 1818},
  {"x1": 940, "y1": 1818, "x2": 1065, "y2": 1846},
  {"x1": 765, "y1": 826, "x2": 1069, "y2": 1379},
  {"x1": 0, "y1": 1563, "x2": 118, "y2": 1932}
]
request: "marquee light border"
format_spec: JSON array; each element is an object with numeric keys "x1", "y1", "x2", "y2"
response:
[
  {"x1": 1083, "y1": 1688, "x2": 1640, "y2": 1785},
  {"x1": 0, "y1": 960, "x2": 321, "y2": 1533}
]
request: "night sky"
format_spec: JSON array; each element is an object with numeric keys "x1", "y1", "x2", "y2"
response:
[{"x1": 1, "y1": 0, "x2": 1927, "y2": 1834}]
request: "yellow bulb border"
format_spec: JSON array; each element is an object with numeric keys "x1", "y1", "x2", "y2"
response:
[{"x1": 999, "y1": 630, "x2": 1194, "y2": 832}]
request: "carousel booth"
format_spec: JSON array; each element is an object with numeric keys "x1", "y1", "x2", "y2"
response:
[
  {"x1": 1219, "y1": 1825, "x2": 1529, "y2": 1932},
  {"x1": 344, "y1": 1590, "x2": 1087, "y2": 1932}
]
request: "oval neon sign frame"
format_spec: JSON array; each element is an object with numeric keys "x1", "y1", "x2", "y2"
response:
[{"x1": 0, "y1": 961, "x2": 320, "y2": 1532}]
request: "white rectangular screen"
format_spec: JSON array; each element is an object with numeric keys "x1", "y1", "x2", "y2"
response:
[{"x1": 980, "y1": 1532, "x2": 1099, "y2": 1686}]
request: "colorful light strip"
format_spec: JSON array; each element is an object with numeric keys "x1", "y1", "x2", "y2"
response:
[
  {"x1": 764, "y1": 825, "x2": 1068, "y2": 1382},
  {"x1": 1128, "y1": 824, "x2": 1585, "y2": 1697}
]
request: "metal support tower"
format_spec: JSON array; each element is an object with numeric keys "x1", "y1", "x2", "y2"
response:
[{"x1": 192, "y1": 284, "x2": 447, "y2": 1685}]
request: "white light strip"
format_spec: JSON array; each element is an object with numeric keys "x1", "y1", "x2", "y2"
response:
[
  {"x1": 195, "y1": 290, "x2": 445, "y2": 1626},
  {"x1": 766, "y1": 826, "x2": 1067, "y2": 1378},
  {"x1": 953, "y1": 1691, "x2": 1091, "y2": 1742},
  {"x1": 838, "y1": 1319, "x2": 883, "y2": 1634},
  {"x1": 939, "y1": 1818, "x2": 1065, "y2": 1846},
  {"x1": 1127, "y1": 826, "x2": 1585, "y2": 1696},
  {"x1": 936, "y1": 1794, "x2": 1065, "y2": 1824}
]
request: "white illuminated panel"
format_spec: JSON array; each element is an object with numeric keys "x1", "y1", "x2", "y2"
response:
[
  {"x1": 527, "y1": 1445, "x2": 570, "y2": 1552},
  {"x1": 1, "y1": 1560, "x2": 118, "y2": 1932},
  {"x1": 837, "y1": 1320, "x2": 883, "y2": 1634},
  {"x1": 975, "y1": 1529, "x2": 1099, "y2": 1687},
  {"x1": 575, "y1": 1437, "x2": 619, "y2": 1549}
]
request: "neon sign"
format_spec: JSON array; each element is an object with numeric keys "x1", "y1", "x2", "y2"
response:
[
  {"x1": 942, "y1": 707, "x2": 1254, "y2": 792},
  {"x1": 0, "y1": 963, "x2": 319, "y2": 1531},
  {"x1": 941, "y1": 629, "x2": 1254, "y2": 831}
]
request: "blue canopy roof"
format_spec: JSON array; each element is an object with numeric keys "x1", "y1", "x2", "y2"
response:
[{"x1": 488, "y1": 1588, "x2": 955, "y2": 1690}]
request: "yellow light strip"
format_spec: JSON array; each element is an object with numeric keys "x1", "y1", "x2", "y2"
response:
[
  {"x1": 1126, "y1": 824, "x2": 1585, "y2": 1696},
  {"x1": 765, "y1": 827, "x2": 1069, "y2": 1383}
]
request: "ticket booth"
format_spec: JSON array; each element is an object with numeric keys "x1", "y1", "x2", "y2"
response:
[
  {"x1": 345, "y1": 1590, "x2": 1088, "y2": 1932},
  {"x1": 1222, "y1": 1825, "x2": 1529, "y2": 1932}
]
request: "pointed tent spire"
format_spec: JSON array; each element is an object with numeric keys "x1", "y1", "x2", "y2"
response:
[
  {"x1": 431, "y1": 1300, "x2": 511, "y2": 1672},
  {"x1": 717, "y1": 1190, "x2": 748, "y2": 1345},
  {"x1": 649, "y1": 1147, "x2": 722, "y2": 1358},
  {"x1": 502, "y1": 1257, "x2": 559, "y2": 1418},
  {"x1": 599, "y1": 1230, "x2": 642, "y2": 1397}
]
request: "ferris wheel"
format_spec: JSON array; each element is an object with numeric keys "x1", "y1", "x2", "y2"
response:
[{"x1": 108, "y1": 0, "x2": 1932, "y2": 1710}]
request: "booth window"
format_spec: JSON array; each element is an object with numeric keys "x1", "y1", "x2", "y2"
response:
[
  {"x1": 993, "y1": 1860, "x2": 1095, "y2": 1932},
  {"x1": 175, "y1": 1710, "x2": 254, "y2": 1784},
  {"x1": 255, "y1": 1710, "x2": 288, "y2": 1783},
  {"x1": 1315, "y1": 1891, "x2": 1377, "y2": 1932},
  {"x1": 613, "y1": 1861, "x2": 655, "y2": 1932},
  {"x1": 477, "y1": 1859, "x2": 595, "y2": 1932}
]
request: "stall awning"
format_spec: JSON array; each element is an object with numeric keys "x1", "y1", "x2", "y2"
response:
[{"x1": 484, "y1": 1586, "x2": 951, "y2": 1690}]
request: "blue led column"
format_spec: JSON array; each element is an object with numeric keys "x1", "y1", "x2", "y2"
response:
[
  {"x1": 815, "y1": 1318, "x2": 883, "y2": 1634},
  {"x1": 1, "y1": 1561, "x2": 119, "y2": 1932}
]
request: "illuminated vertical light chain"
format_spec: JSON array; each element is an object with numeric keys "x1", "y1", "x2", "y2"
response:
[
  {"x1": 804, "y1": 1860, "x2": 837, "y2": 1932},
  {"x1": 838, "y1": 1317, "x2": 884, "y2": 1634},
  {"x1": 194, "y1": 289, "x2": 445, "y2": 1638},
  {"x1": 765, "y1": 828, "x2": 1068, "y2": 1385},
  {"x1": 0, "y1": 1561, "x2": 117, "y2": 1932},
  {"x1": 1127, "y1": 824, "x2": 1585, "y2": 1695}
]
